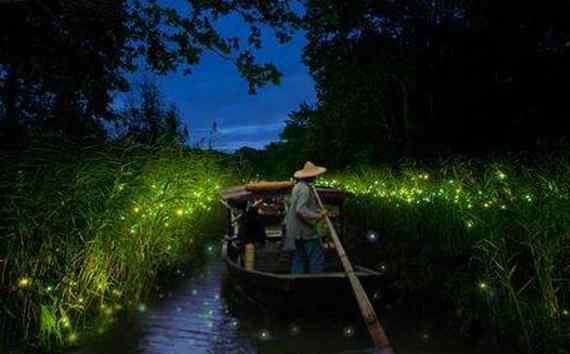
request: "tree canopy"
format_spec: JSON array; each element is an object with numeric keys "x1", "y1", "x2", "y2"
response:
[
  {"x1": 274, "y1": 0, "x2": 570, "y2": 170},
  {"x1": 0, "y1": 0, "x2": 302, "y2": 145}
]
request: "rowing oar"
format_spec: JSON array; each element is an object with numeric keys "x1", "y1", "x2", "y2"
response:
[{"x1": 310, "y1": 185, "x2": 395, "y2": 354}]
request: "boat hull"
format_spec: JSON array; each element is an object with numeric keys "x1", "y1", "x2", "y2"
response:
[{"x1": 222, "y1": 241, "x2": 382, "y2": 313}]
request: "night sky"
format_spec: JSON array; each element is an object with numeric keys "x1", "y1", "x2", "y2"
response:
[{"x1": 125, "y1": 2, "x2": 315, "y2": 151}]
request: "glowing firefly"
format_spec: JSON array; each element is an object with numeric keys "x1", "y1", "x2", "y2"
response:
[
  {"x1": 67, "y1": 333, "x2": 79, "y2": 344},
  {"x1": 18, "y1": 277, "x2": 31, "y2": 289}
]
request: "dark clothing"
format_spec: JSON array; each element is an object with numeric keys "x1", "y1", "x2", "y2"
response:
[
  {"x1": 238, "y1": 203, "x2": 266, "y2": 246},
  {"x1": 291, "y1": 238, "x2": 324, "y2": 273}
]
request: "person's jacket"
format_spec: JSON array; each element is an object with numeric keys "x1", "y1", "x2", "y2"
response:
[
  {"x1": 238, "y1": 202, "x2": 266, "y2": 245},
  {"x1": 282, "y1": 181, "x2": 321, "y2": 251}
]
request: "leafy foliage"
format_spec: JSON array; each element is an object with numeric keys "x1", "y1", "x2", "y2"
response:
[
  {"x1": 116, "y1": 79, "x2": 189, "y2": 145},
  {"x1": 320, "y1": 157, "x2": 570, "y2": 353},
  {"x1": 0, "y1": 141, "x2": 235, "y2": 350},
  {"x1": 275, "y1": 0, "x2": 570, "y2": 167},
  {"x1": 0, "y1": 0, "x2": 302, "y2": 143}
]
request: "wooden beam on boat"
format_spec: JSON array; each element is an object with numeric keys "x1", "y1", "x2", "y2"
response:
[{"x1": 220, "y1": 182, "x2": 352, "y2": 208}]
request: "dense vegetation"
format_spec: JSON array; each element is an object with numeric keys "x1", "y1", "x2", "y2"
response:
[
  {"x1": 0, "y1": 0, "x2": 301, "y2": 146},
  {"x1": 2, "y1": 1, "x2": 570, "y2": 353},
  {"x1": 0, "y1": 142, "x2": 233, "y2": 351},
  {"x1": 255, "y1": 0, "x2": 570, "y2": 169},
  {"x1": 317, "y1": 157, "x2": 569, "y2": 353}
]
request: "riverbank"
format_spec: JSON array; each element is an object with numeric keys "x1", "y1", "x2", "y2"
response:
[
  {"x1": 0, "y1": 142, "x2": 233, "y2": 352},
  {"x1": 319, "y1": 157, "x2": 569, "y2": 353}
]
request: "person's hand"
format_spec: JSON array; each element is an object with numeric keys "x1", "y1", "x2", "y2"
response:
[
  {"x1": 252, "y1": 198, "x2": 263, "y2": 208},
  {"x1": 319, "y1": 209, "x2": 330, "y2": 219}
]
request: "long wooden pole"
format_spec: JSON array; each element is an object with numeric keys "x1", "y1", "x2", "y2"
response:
[{"x1": 311, "y1": 185, "x2": 395, "y2": 354}]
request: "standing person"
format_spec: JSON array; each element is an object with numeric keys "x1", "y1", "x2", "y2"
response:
[{"x1": 282, "y1": 161, "x2": 329, "y2": 274}]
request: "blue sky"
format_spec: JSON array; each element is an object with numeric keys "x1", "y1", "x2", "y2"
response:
[{"x1": 124, "y1": 3, "x2": 315, "y2": 151}]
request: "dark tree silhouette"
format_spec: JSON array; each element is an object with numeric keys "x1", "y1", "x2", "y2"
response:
[
  {"x1": 118, "y1": 80, "x2": 188, "y2": 145},
  {"x1": 273, "y1": 0, "x2": 570, "y2": 168},
  {"x1": 0, "y1": 0, "x2": 302, "y2": 145}
]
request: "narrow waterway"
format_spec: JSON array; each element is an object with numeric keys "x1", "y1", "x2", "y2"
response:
[{"x1": 73, "y1": 259, "x2": 504, "y2": 354}]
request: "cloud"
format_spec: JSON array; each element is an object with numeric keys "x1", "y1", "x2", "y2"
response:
[
  {"x1": 117, "y1": 6, "x2": 316, "y2": 151},
  {"x1": 218, "y1": 122, "x2": 285, "y2": 136},
  {"x1": 217, "y1": 138, "x2": 280, "y2": 151}
]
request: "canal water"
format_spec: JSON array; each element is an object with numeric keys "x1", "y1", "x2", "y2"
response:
[{"x1": 73, "y1": 259, "x2": 505, "y2": 354}]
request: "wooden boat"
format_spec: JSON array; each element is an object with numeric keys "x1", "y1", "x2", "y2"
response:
[{"x1": 220, "y1": 182, "x2": 382, "y2": 311}]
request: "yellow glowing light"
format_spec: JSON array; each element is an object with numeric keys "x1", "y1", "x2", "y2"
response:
[
  {"x1": 479, "y1": 282, "x2": 488, "y2": 290},
  {"x1": 176, "y1": 209, "x2": 184, "y2": 216},
  {"x1": 133, "y1": 207, "x2": 140, "y2": 213},
  {"x1": 60, "y1": 317, "x2": 71, "y2": 328},
  {"x1": 68, "y1": 333, "x2": 78, "y2": 343},
  {"x1": 562, "y1": 309, "x2": 568, "y2": 316},
  {"x1": 18, "y1": 277, "x2": 31, "y2": 288}
]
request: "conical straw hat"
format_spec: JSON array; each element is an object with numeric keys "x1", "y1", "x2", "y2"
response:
[{"x1": 294, "y1": 161, "x2": 327, "y2": 179}]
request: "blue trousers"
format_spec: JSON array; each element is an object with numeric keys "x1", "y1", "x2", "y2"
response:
[{"x1": 291, "y1": 238, "x2": 324, "y2": 274}]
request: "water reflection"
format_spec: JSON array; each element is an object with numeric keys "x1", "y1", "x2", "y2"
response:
[{"x1": 72, "y1": 260, "x2": 504, "y2": 354}]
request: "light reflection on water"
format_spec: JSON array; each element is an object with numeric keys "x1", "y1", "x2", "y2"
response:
[{"x1": 72, "y1": 260, "x2": 503, "y2": 354}]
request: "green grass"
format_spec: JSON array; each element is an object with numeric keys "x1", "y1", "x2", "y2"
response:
[
  {"x1": 2, "y1": 143, "x2": 568, "y2": 353},
  {"x1": 0, "y1": 141, "x2": 235, "y2": 351},
  {"x1": 318, "y1": 157, "x2": 569, "y2": 353}
]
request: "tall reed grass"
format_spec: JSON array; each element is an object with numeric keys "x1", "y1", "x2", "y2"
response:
[
  {"x1": 318, "y1": 157, "x2": 569, "y2": 353},
  {"x1": 0, "y1": 141, "x2": 234, "y2": 351}
]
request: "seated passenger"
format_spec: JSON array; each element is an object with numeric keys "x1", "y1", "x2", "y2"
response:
[{"x1": 238, "y1": 197, "x2": 267, "y2": 247}]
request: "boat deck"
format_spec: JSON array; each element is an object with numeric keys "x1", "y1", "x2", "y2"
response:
[{"x1": 253, "y1": 240, "x2": 343, "y2": 273}]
